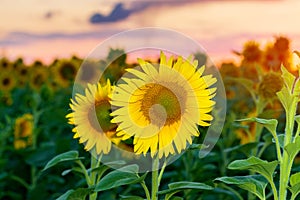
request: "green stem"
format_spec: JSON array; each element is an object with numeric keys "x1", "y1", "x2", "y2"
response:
[
  {"x1": 269, "y1": 179, "x2": 279, "y2": 200},
  {"x1": 272, "y1": 130, "x2": 282, "y2": 162},
  {"x1": 141, "y1": 181, "x2": 151, "y2": 200},
  {"x1": 76, "y1": 160, "x2": 91, "y2": 186},
  {"x1": 151, "y1": 154, "x2": 159, "y2": 200},
  {"x1": 89, "y1": 154, "x2": 101, "y2": 200},
  {"x1": 158, "y1": 160, "x2": 167, "y2": 185},
  {"x1": 10, "y1": 175, "x2": 30, "y2": 190},
  {"x1": 279, "y1": 98, "x2": 297, "y2": 200}
]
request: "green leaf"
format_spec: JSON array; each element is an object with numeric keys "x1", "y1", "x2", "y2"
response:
[
  {"x1": 277, "y1": 87, "x2": 294, "y2": 111},
  {"x1": 91, "y1": 160, "x2": 126, "y2": 179},
  {"x1": 56, "y1": 189, "x2": 74, "y2": 200},
  {"x1": 67, "y1": 188, "x2": 93, "y2": 200},
  {"x1": 285, "y1": 137, "x2": 300, "y2": 161},
  {"x1": 281, "y1": 65, "x2": 296, "y2": 92},
  {"x1": 215, "y1": 175, "x2": 267, "y2": 200},
  {"x1": 43, "y1": 151, "x2": 84, "y2": 171},
  {"x1": 158, "y1": 181, "x2": 213, "y2": 199},
  {"x1": 94, "y1": 164, "x2": 145, "y2": 192},
  {"x1": 119, "y1": 195, "x2": 144, "y2": 200},
  {"x1": 237, "y1": 118, "x2": 278, "y2": 136},
  {"x1": 228, "y1": 156, "x2": 279, "y2": 182},
  {"x1": 289, "y1": 172, "x2": 300, "y2": 200}
]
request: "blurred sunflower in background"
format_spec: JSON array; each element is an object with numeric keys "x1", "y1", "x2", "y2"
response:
[
  {"x1": 51, "y1": 60, "x2": 78, "y2": 88},
  {"x1": 29, "y1": 66, "x2": 48, "y2": 91},
  {"x1": 14, "y1": 114, "x2": 34, "y2": 149},
  {"x1": 77, "y1": 60, "x2": 103, "y2": 86},
  {"x1": 0, "y1": 71, "x2": 17, "y2": 92},
  {"x1": 0, "y1": 58, "x2": 13, "y2": 71},
  {"x1": 241, "y1": 41, "x2": 262, "y2": 64},
  {"x1": 16, "y1": 64, "x2": 31, "y2": 88},
  {"x1": 66, "y1": 80, "x2": 120, "y2": 155},
  {"x1": 258, "y1": 72, "x2": 283, "y2": 101},
  {"x1": 111, "y1": 52, "x2": 216, "y2": 158}
]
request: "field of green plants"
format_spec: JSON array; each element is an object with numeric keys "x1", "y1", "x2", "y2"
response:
[{"x1": 0, "y1": 36, "x2": 299, "y2": 200}]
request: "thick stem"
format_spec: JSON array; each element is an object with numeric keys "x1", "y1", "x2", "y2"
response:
[
  {"x1": 279, "y1": 98, "x2": 297, "y2": 200},
  {"x1": 151, "y1": 155, "x2": 159, "y2": 200},
  {"x1": 89, "y1": 154, "x2": 101, "y2": 200}
]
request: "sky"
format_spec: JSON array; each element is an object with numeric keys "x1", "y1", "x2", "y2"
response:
[{"x1": 1, "y1": 0, "x2": 300, "y2": 64}]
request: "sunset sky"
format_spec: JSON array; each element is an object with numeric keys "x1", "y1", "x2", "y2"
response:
[{"x1": 1, "y1": 0, "x2": 300, "y2": 64}]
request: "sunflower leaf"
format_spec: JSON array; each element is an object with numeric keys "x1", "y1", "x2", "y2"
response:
[
  {"x1": 285, "y1": 137, "x2": 300, "y2": 161},
  {"x1": 289, "y1": 172, "x2": 300, "y2": 199},
  {"x1": 157, "y1": 181, "x2": 213, "y2": 199},
  {"x1": 56, "y1": 189, "x2": 74, "y2": 200},
  {"x1": 94, "y1": 164, "x2": 146, "y2": 192},
  {"x1": 281, "y1": 65, "x2": 296, "y2": 93},
  {"x1": 43, "y1": 150, "x2": 84, "y2": 171},
  {"x1": 228, "y1": 156, "x2": 279, "y2": 182},
  {"x1": 215, "y1": 175, "x2": 267, "y2": 200},
  {"x1": 119, "y1": 195, "x2": 144, "y2": 200}
]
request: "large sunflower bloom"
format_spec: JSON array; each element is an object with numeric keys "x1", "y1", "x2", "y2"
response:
[
  {"x1": 110, "y1": 52, "x2": 217, "y2": 158},
  {"x1": 66, "y1": 80, "x2": 120, "y2": 154}
]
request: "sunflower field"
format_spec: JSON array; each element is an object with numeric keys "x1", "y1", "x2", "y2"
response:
[{"x1": 0, "y1": 36, "x2": 299, "y2": 200}]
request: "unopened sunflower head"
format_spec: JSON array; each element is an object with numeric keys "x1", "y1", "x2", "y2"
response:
[
  {"x1": 242, "y1": 41, "x2": 262, "y2": 63},
  {"x1": 110, "y1": 51, "x2": 217, "y2": 158},
  {"x1": 258, "y1": 72, "x2": 283, "y2": 100},
  {"x1": 66, "y1": 80, "x2": 121, "y2": 155},
  {"x1": 14, "y1": 114, "x2": 34, "y2": 149}
]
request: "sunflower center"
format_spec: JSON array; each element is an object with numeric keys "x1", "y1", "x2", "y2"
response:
[
  {"x1": 3, "y1": 78, "x2": 10, "y2": 86},
  {"x1": 60, "y1": 63, "x2": 76, "y2": 80},
  {"x1": 141, "y1": 83, "x2": 181, "y2": 126},
  {"x1": 88, "y1": 100, "x2": 116, "y2": 132}
]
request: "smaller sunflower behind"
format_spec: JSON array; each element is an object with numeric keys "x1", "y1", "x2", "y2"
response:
[
  {"x1": 51, "y1": 60, "x2": 78, "y2": 88},
  {"x1": 258, "y1": 72, "x2": 283, "y2": 101},
  {"x1": 16, "y1": 64, "x2": 31, "y2": 88},
  {"x1": 66, "y1": 80, "x2": 121, "y2": 155},
  {"x1": 0, "y1": 70, "x2": 17, "y2": 92},
  {"x1": 14, "y1": 114, "x2": 34, "y2": 149},
  {"x1": 29, "y1": 66, "x2": 49, "y2": 91},
  {"x1": 0, "y1": 58, "x2": 13, "y2": 71}
]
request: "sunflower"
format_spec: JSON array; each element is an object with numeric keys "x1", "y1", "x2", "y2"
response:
[
  {"x1": 66, "y1": 80, "x2": 120, "y2": 155},
  {"x1": 258, "y1": 72, "x2": 283, "y2": 100},
  {"x1": 16, "y1": 65, "x2": 31, "y2": 88},
  {"x1": 110, "y1": 52, "x2": 217, "y2": 158},
  {"x1": 52, "y1": 60, "x2": 78, "y2": 88},
  {"x1": 0, "y1": 58, "x2": 13, "y2": 71},
  {"x1": 0, "y1": 70, "x2": 17, "y2": 92},
  {"x1": 14, "y1": 114, "x2": 34, "y2": 149},
  {"x1": 242, "y1": 41, "x2": 262, "y2": 63},
  {"x1": 77, "y1": 60, "x2": 103, "y2": 86},
  {"x1": 29, "y1": 66, "x2": 48, "y2": 91}
]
